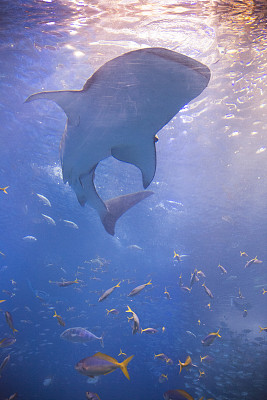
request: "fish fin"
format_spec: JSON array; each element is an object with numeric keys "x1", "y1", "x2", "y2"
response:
[
  {"x1": 179, "y1": 360, "x2": 183, "y2": 374},
  {"x1": 101, "y1": 190, "x2": 153, "y2": 235},
  {"x1": 126, "y1": 305, "x2": 133, "y2": 313},
  {"x1": 119, "y1": 355, "x2": 134, "y2": 380},
  {"x1": 78, "y1": 169, "x2": 108, "y2": 215},
  {"x1": 92, "y1": 352, "x2": 118, "y2": 365},
  {"x1": 25, "y1": 90, "x2": 81, "y2": 127},
  {"x1": 111, "y1": 140, "x2": 156, "y2": 189}
]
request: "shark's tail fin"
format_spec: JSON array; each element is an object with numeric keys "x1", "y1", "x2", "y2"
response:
[{"x1": 101, "y1": 191, "x2": 153, "y2": 235}]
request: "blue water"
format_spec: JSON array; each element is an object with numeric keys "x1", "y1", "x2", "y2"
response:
[{"x1": 1, "y1": 0, "x2": 267, "y2": 399}]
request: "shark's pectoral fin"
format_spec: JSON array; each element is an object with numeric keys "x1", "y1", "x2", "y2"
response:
[
  {"x1": 24, "y1": 90, "x2": 81, "y2": 127},
  {"x1": 101, "y1": 191, "x2": 154, "y2": 235},
  {"x1": 111, "y1": 140, "x2": 156, "y2": 189}
]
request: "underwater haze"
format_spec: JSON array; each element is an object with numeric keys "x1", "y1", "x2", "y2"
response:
[{"x1": 0, "y1": 0, "x2": 267, "y2": 399}]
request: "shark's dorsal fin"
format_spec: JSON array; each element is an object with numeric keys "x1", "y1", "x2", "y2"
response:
[
  {"x1": 25, "y1": 90, "x2": 81, "y2": 126},
  {"x1": 111, "y1": 140, "x2": 156, "y2": 189}
]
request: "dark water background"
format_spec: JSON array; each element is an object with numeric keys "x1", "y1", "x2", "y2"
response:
[{"x1": 0, "y1": 0, "x2": 267, "y2": 399}]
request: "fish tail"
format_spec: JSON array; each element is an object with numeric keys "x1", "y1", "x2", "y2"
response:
[
  {"x1": 1, "y1": 186, "x2": 9, "y2": 194},
  {"x1": 126, "y1": 305, "x2": 133, "y2": 313},
  {"x1": 100, "y1": 335, "x2": 104, "y2": 348},
  {"x1": 179, "y1": 360, "x2": 183, "y2": 374},
  {"x1": 115, "y1": 281, "x2": 121, "y2": 288},
  {"x1": 101, "y1": 191, "x2": 154, "y2": 235},
  {"x1": 13, "y1": 328, "x2": 18, "y2": 334},
  {"x1": 106, "y1": 309, "x2": 110, "y2": 315},
  {"x1": 53, "y1": 311, "x2": 57, "y2": 317},
  {"x1": 259, "y1": 326, "x2": 263, "y2": 332},
  {"x1": 140, "y1": 328, "x2": 143, "y2": 334},
  {"x1": 216, "y1": 329, "x2": 221, "y2": 337},
  {"x1": 74, "y1": 278, "x2": 79, "y2": 283},
  {"x1": 119, "y1": 355, "x2": 134, "y2": 380},
  {"x1": 146, "y1": 280, "x2": 152, "y2": 286}
]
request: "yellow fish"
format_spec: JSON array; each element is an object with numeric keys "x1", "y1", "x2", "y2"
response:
[
  {"x1": 0, "y1": 186, "x2": 9, "y2": 194},
  {"x1": 75, "y1": 352, "x2": 134, "y2": 380}
]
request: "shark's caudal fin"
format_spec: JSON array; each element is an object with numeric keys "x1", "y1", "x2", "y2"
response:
[
  {"x1": 24, "y1": 90, "x2": 81, "y2": 126},
  {"x1": 101, "y1": 191, "x2": 153, "y2": 235}
]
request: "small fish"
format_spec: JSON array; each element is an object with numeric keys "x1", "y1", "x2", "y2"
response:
[
  {"x1": 202, "y1": 283, "x2": 214, "y2": 299},
  {"x1": 162, "y1": 326, "x2": 166, "y2": 333},
  {"x1": 238, "y1": 288, "x2": 244, "y2": 299},
  {"x1": 41, "y1": 213, "x2": 56, "y2": 225},
  {"x1": 127, "y1": 244, "x2": 143, "y2": 251},
  {"x1": 0, "y1": 251, "x2": 5, "y2": 257},
  {"x1": 141, "y1": 327, "x2": 158, "y2": 334},
  {"x1": 259, "y1": 326, "x2": 267, "y2": 332},
  {"x1": 164, "y1": 287, "x2": 171, "y2": 299},
  {"x1": 180, "y1": 286, "x2": 191, "y2": 293},
  {"x1": 4, "y1": 394, "x2": 17, "y2": 400},
  {"x1": 126, "y1": 305, "x2": 140, "y2": 334},
  {"x1": 245, "y1": 256, "x2": 262, "y2": 268},
  {"x1": 197, "y1": 270, "x2": 206, "y2": 278},
  {"x1": 22, "y1": 235, "x2": 37, "y2": 241},
  {"x1": 186, "y1": 330, "x2": 196, "y2": 338},
  {"x1": 49, "y1": 279, "x2": 79, "y2": 287},
  {"x1": 118, "y1": 349, "x2": 127, "y2": 357},
  {"x1": 190, "y1": 269, "x2": 199, "y2": 287},
  {"x1": 61, "y1": 327, "x2": 103, "y2": 347},
  {"x1": 243, "y1": 309, "x2": 248, "y2": 318},
  {"x1": 128, "y1": 280, "x2": 152, "y2": 296},
  {"x1": 178, "y1": 274, "x2": 183, "y2": 287},
  {"x1": 173, "y1": 251, "x2": 181, "y2": 261},
  {"x1": 0, "y1": 186, "x2": 9, "y2": 194},
  {"x1": 53, "y1": 310, "x2": 65, "y2": 326},
  {"x1": 86, "y1": 392, "x2": 100, "y2": 400},
  {"x1": 43, "y1": 377, "x2": 52, "y2": 386},
  {"x1": 98, "y1": 282, "x2": 121, "y2": 302},
  {"x1": 159, "y1": 373, "x2": 168, "y2": 383},
  {"x1": 0, "y1": 337, "x2": 16, "y2": 348},
  {"x1": 62, "y1": 219, "x2": 79, "y2": 229},
  {"x1": 163, "y1": 390, "x2": 194, "y2": 400},
  {"x1": 0, "y1": 354, "x2": 10, "y2": 377},
  {"x1": 199, "y1": 370, "x2": 205, "y2": 378},
  {"x1": 106, "y1": 308, "x2": 119, "y2": 315},
  {"x1": 75, "y1": 352, "x2": 134, "y2": 380},
  {"x1": 200, "y1": 355, "x2": 214, "y2": 363},
  {"x1": 154, "y1": 353, "x2": 166, "y2": 360},
  {"x1": 218, "y1": 264, "x2": 227, "y2": 274},
  {"x1": 5, "y1": 312, "x2": 18, "y2": 334},
  {"x1": 178, "y1": 355, "x2": 195, "y2": 374},
  {"x1": 36, "y1": 193, "x2": 51, "y2": 207},
  {"x1": 201, "y1": 330, "x2": 221, "y2": 346}
]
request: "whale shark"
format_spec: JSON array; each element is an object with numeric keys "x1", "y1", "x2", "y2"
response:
[{"x1": 25, "y1": 47, "x2": 210, "y2": 234}]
